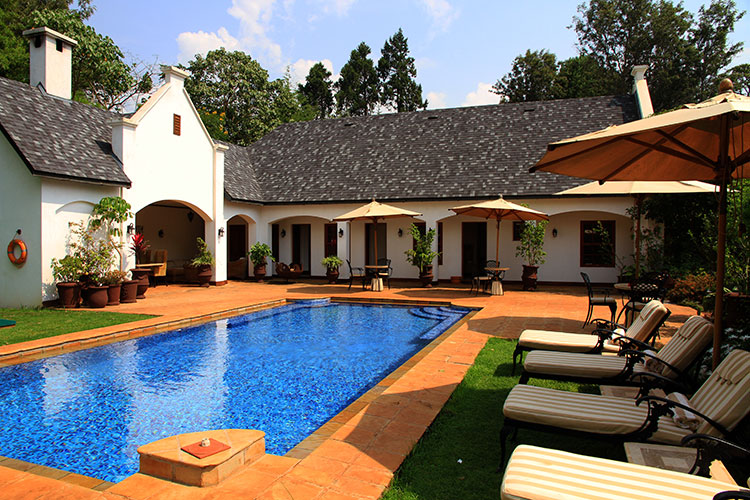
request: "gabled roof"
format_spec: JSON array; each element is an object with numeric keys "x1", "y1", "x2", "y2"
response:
[
  {"x1": 224, "y1": 95, "x2": 638, "y2": 204},
  {"x1": 0, "y1": 77, "x2": 130, "y2": 186}
]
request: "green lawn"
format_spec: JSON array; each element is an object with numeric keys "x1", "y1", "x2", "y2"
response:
[
  {"x1": 0, "y1": 308, "x2": 156, "y2": 346},
  {"x1": 381, "y1": 338, "x2": 625, "y2": 500}
]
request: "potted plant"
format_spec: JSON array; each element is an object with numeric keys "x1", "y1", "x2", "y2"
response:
[
  {"x1": 102, "y1": 270, "x2": 128, "y2": 306},
  {"x1": 130, "y1": 232, "x2": 151, "y2": 265},
  {"x1": 405, "y1": 224, "x2": 440, "y2": 288},
  {"x1": 51, "y1": 255, "x2": 83, "y2": 308},
  {"x1": 120, "y1": 270, "x2": 139, "y2": 304},
  {"x1": 191, "y1": 237, "x2": 215, "y2": 287},
  {"x1": 322, "y1": 255, "x2": 343, "y2": 283},
  {"x1": 515, "y1": 220, "x2": 548, "y2": 291},
  {"x1": 249, "y1": 242, "x2": 275, "y2": 282},
  {"x1": 68, "y1": 220, "x2": 114, "y2": 307}
]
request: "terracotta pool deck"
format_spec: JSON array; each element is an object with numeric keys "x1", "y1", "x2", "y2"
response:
[{"x1": 0, "y1": 280, "x2": 695, "y2": 499}]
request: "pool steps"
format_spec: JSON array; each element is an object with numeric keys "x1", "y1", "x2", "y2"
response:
[{"x1": 408, "y1": 306, "x2": 469, "y2": 340}]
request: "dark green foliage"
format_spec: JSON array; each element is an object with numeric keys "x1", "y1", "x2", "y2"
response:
[
  {"x1": 491, "y1": 49, "x2": 561, "y2": 102},
  {"x1": 377, "y1": 28, "x2": 426, "y2": 112},
  {"x1": 667, "y1": 272, "x2": 716, "y2": 311},
  {"x1": 298, "y1": 62, "x2": 334, "y2": 119},
  {"x1": 723, "y1": 63, "x2": 750, "y2": 95},
  {"x1": 381, "y1": 338, "x2": 622, "y2": 500},
  {"x1": 555, "y1": 54, "x2": 618, "y2": 99},
  {"x1": 183, "y1": 48, "x2": 298, "y2": 145},
  {"x1": 335, "y1": 42, "x2": 379, "y2": 116}
]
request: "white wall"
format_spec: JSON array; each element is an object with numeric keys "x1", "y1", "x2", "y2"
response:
[{"x1": 0, "y1": 134, "x2": 42, "y2": 307}]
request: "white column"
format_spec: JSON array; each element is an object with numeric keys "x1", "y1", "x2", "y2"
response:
[{"x1": 211, "y1": 144, "x2": 228, "y2": 283}]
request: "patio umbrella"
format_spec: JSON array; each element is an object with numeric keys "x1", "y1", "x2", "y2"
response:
[
  {"x1": 333, "y1": 199, "x2": 422, "y2": 264},
  {"x1": 450, "y1": 197, "x2": 549, "y2": 264},
  {"x1": 557, "y1": 180, "x2": 718, "y2": 278},
  {"x1": 533, "y1": 81, "x2": 750, "y2": 368}
]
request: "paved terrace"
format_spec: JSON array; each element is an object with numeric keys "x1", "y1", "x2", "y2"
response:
[{"x1": 0, "y1": 281, "x2": 695, "y2": 499}]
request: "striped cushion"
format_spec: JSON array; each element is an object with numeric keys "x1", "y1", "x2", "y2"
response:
[
  {"x1": 523, "y1": 351, "x2": 644, "y2": 379},
  {"x1": 656, "y1": 316, "x2": 713, "y2": 378},
  {"x1": 690, "y1": 349, "x2": 750, "y2": 437},
  {"x1": 501, "y1": 445, "x2": 740, "y2": 500},
  {"x1": 517, "y1": 300, "x2": 667, "y2": 354}
]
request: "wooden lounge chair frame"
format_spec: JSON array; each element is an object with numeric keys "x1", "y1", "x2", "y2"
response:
[{"x1": 275, "y1": 262, "x2": 303, "y2": 283}]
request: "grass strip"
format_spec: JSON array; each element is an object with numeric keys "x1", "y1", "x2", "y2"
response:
[
  {"x1": 381, "y1": 337, "x2": 626, "y2": 500},
  {"x1": 0, "y1": 308, "x2": 156, "y2": 345}
]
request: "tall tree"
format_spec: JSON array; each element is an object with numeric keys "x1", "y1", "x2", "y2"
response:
[
  {"x1": 377, "y1": 28, "x2": 426, "y2": 112},
  {"x1": 723, "y1": 63, "x2": 750, "y2": 96},
  {"x1": 335, "y1": 42, "x2": 379, "y2": 116},
  {"x1": 491, "y1": 49, "x2": 561, "y2": 102},
  {"x1": 184, "y1": 48, "x2": 298, "y2": 145},
  {"x1": 298, "y1": 62, "x2": 334, "y2": 119},
  {"x1": 555, "y1": 55, "x2": 614, "y2": 99}
]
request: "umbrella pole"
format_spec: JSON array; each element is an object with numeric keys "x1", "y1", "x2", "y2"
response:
[
  {"x1": 496, "y1": 219, "x2": 500, "y2": 263},
  {"x1": 713, "y1": 117, "x2": 730, "y2": 370},
  {"x1": 372, "y1": 217, "x2": 378, "y2": 265},
  {"x1": 634, "y1": 195, "x2": 642, "y2": 280}
]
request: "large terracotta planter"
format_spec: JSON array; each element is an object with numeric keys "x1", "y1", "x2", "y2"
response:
[
  {"x1": 107, "y1": 283, "x2": 122, "y2": 306},
  {"x1": 130, "y1": 268, "x2": 150, "y2": 299},
  {"x1": 196, "y1": 265, "x2": 212, "y2": 287},
  {"x1": 419, "y1": 265, "x2": 434, "y2": 288},
  {"x1": 56, "y1": 282, "x2": 80, "y2": 308},
  {"x1": 86, "y1": 285, "x2": 109, "y2": 308},
  {"x1": 521, "y1": 265, "x2": 539, "y2": 291},
  {"x1": 325, "y1": 268, "x2": 339, "y2": 284},
  {"x1": 254, "y1": 263, "x2": 267, "y2": 282},
  {"x1": 120, "y1": 280, "x2": 138, "y2": 303}
]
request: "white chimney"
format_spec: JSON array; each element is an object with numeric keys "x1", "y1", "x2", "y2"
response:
[
  {"x1": 631, "y1": 65, "x2": 654, "y2": 118},
  {"x1": 161, "y1": 65, "x2": 190, "y2": 89},
  {"x1": 22, "y1": 27, "x2": 78, "y2": 99}
]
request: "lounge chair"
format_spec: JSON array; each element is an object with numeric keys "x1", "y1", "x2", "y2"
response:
[
  {"x1": 581, "y1": 272, "x2": 617, "y2": 326},
  {"x1": 346, "y1": 259, "x2": 367, "y2": 290},
  {"x1": 275, "y1": 262, "x2": 303, "y2": 283},
  {"x1": 501, "y1": 444, "x2": 747, "y2": 500},
  {"x1": 517, "y1": 314, "x2": 713, "y2": 387},
  {"x1": 151, "y1": 249, "x2": 168, "y2": 286},
  {"x1": 500, "y1": 349, "x2": 750, "y2": 467},
  {"x1": 512, "y1": 299, "x2": 670, "y2": 373}
]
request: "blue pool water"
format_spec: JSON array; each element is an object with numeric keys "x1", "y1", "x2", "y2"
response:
[{"x1": 0, "y1": 300, "x2": 468, "y2": 482}]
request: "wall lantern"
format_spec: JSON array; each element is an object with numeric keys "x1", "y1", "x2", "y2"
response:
[
  {"x1": 187, "y1": 211, "x2": 194, "y2": 222},
  {"x1": 126, "y1": 223, "x2": 135, "y2": 235},
  {"x1": 552, "y1": 228, "x2": 558, "y2": 238},
  {"x1": 280, "y1": 229, "x2": 286, "y2": 238},
  {"x1": 218, "y1": 227, "x2": 225, "y2": 237},
  {"x1": 338, "y1": 228, "x2": 344, "y2": 238},
  {"x1": 397, "y1": 228, "x2": 403, "y2": 237},
  {"x1": 158, "y1": 229, "x2": 164, "y2": 238}
]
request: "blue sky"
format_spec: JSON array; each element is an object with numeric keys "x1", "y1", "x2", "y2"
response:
[{"x1": 89, "y1": 0, "x2": 750, "y2": 110}]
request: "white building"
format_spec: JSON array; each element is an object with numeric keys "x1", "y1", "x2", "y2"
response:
[{"x1": 0, "y1": 28, "x2": 653, "y2": 307}]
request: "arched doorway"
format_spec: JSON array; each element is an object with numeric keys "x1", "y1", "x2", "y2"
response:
[{"x1": 226, "y1": 214, "x2": 255, "y2": 279}]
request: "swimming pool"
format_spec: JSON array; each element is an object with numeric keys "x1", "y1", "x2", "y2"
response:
[{"x1": 0, "y1": 300, "x2": 469, "y2": 482}]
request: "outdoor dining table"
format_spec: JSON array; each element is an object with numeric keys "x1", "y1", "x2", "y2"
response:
[
  {"x1": 613, "y1": 282, "x2": 660, "y2": 325},
  {"x1": 484, "y1": 267, "x2": 509, "y2": 296},
  {"x1": 364, "y1": 265, "x2": 389, "y2": 292}
]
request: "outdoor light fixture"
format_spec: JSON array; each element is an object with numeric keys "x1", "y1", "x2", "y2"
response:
[
  {"x1": 187, "y1": 211, "x2": 194, "y2": 222},
  {"x1": 397, "y1": 228, "x2": 403, "y2": 237},
  {"x1": 126, "y1": 223, "x2": 135, "y2": 235},
  {"x1": 338, "y1": 228, "x2": 344, "y2": 238},
  {"x1": 218, "y1": 227, "x2": 225, "y2": 237},
  {"x1": 552, "y1": 228, "x2": 558, "y2": 238},
  {"x1": 158, "y1": 229, "x2": 164, "y2": 238},
  {"x1": 281, "y1": 229, "x2": 286, "y2": 238}
]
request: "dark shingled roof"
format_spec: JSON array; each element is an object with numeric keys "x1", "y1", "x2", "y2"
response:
[
  {"x1": 224, "y1": 95, "x2": 637, "y2": 204},
  {"x1": 0, "y1": 76, "x2": 130, "y2": 186}
]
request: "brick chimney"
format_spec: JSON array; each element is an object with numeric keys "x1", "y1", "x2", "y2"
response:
[
  {"x1": 631, "y1": 65, "x2": 654, "y2": 118},
  {"x1": 22, "y1": 27, "x2": 77, "y2": 99}
]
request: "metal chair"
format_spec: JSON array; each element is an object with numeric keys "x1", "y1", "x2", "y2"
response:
[
  {"x1": 346, "y1": 259, "x2": 367, "y2": 290},
  {"x1": 377, "y1": 258, "x2": 392, "y2": 289},
  {"x1": 581, "y1": 272, "x2": 616, "y2": 326}
]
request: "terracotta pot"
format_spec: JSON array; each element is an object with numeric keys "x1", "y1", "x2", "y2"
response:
[
  {"x1": 130, "y1": 268, "x2": 150, "y2": 299},
  {"x1": 325, "y1": 268, "x2": 339, "y2": 284},
  {"x1": 120, "y1": 280, "x2": 138, "y2": 303},
  {"x1": 86, "y1": 285, "x2": 109, "y2": 308},
  {"x1": 56, "y1": 282, "x2": 80, "y2": 308},
  {"x1": 419, "y1": 265, "x2": 434, "y2": 288},
  {"x1": 521, "y1": 265, "x2": 539, "y2": 291},
  {"x1": 107, "y1": 283, "x2": 122, "y2": 306},
  {"x1": 254, "y1": 263, "x2": 267, "y2": 282},
  {"x1": 196, "y1": 265, "x2": 212, "y2": 287}
]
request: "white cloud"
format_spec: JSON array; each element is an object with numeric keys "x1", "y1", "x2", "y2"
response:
[
  {"x1": 420, "y1": 0, "x2": 459, "y2": 32},
  {"x1": 426, "y1": 91, "x2": 447, "y2": 109},
  {"x1": 176, "y1": 0, "x2": 282, "y2": 67},
  {"x1": 315, "y1": 0, "x2": 356, "y2": 16},
  {"x1": 288, "y1": 58, "x2": 337, "y2": 87},
  {"x1": 462, "y1": 82, "x2": 498, "y2": 107}
]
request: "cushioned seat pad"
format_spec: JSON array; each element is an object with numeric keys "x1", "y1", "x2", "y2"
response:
[
  {"x1": 501, "y1": 445, "x2": 739, "y2": 500},
  {"x1": 523, "y1": 351, "x2": 647, "y2": 379}
]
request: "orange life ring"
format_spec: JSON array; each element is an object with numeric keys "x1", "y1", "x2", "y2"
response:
[{"x1": 7, "y1": 239, "x2": 28, "y2": 265}]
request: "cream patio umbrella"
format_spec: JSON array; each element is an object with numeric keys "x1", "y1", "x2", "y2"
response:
[
  {"x1": 450, "y1": 197, "x2": 549, "y2": 264},
  {"x1": 557, "y1": 180, "x2": 718, "y2": 278},
  {"x1": 333, "y1": 199, "x2": 422, "y2": 265},
  {"x1": 533, "y1": 81, "x2": 750, "y2": 368}
]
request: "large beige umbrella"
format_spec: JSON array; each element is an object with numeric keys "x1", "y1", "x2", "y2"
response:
[
  {"x1": 450, "y1": 197, "x2": 549, "y2": 264},
  {"x1": 533, "y1": 82, "x2": 750, "y2": 368},
  {"x1": 557, "y1": 180, "x2": 718, "y2": 278},
  {"x1": 333, "y1": 199, "x2": 422, "y2": 264}
]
